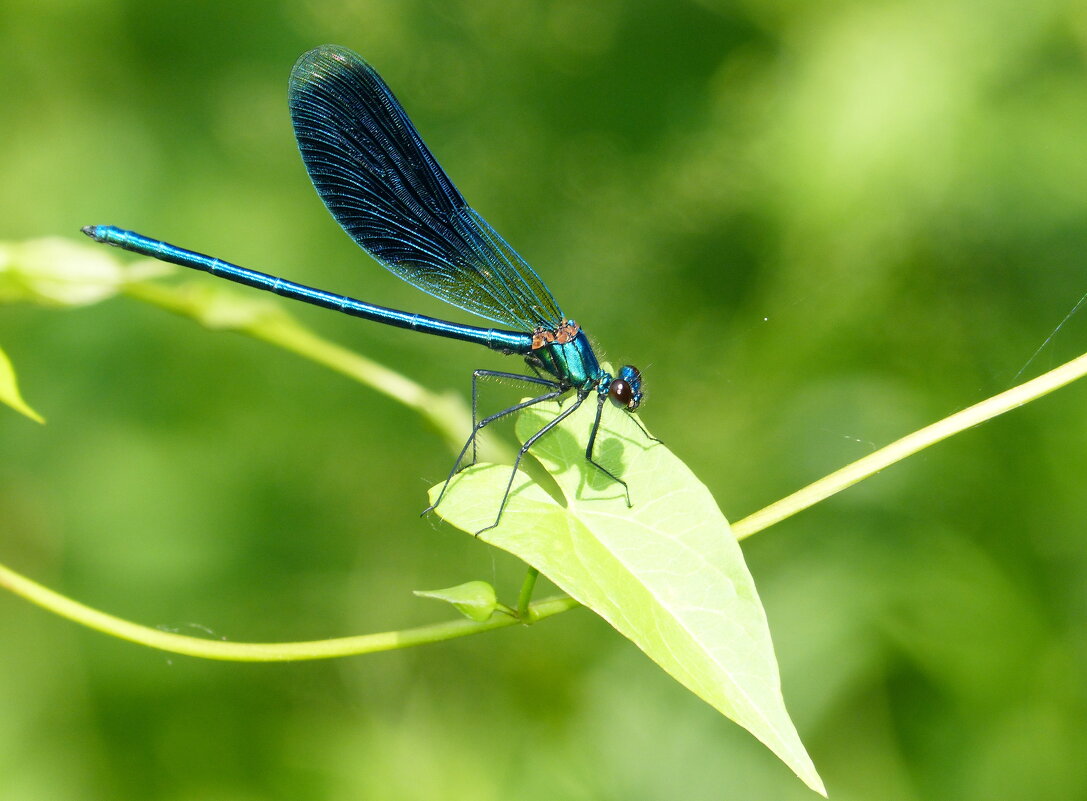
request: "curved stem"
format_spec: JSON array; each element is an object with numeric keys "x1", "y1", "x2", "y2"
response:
[
  {"x1": 9, "y1": 260, "x2": 1087, "y2": 661},
  {"x1": 732, "y1": 351, "x2": 1087, "y2": 540},
  {"x1": 121, "y1": 280, "x2": 488, "y2": 459},
  {"x1": 0, "y1": 562, "x2": 579, "y2": 662},
  {"x1": 7, "y1": 347, "x2": 1087, "y2": 660}
]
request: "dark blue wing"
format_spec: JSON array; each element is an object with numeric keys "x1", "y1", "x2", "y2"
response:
[{"x1": 288, "y1": 45, "x2": 564, "y2": 332}]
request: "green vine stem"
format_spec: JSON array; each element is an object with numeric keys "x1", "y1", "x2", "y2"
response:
[
  {"x1": 731, "y1": 350, "x2": 1087, "y2": 540},
  {"x1": 6, "y1": 239, "x2": 1087, "y2": 663},
  {"x1": 0, "y1": 562, "x2": 579, "y2": 661},
  {"x1": 121, "y1": 280, "x2": 501, "y2": 460},
  {"x1": 4, "y1": 348, "x2": 1087, "y2": 660}
]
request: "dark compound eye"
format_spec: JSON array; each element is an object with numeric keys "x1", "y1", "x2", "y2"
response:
[
  {"x1": 609, "y1": 378, "x2": 633, "y2": 407},
  {"x1": 610, "y1": 365, "x2": 643, "y2": 410}
]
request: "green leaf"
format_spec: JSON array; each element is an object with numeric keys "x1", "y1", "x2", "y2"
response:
[
  {"x1": 428, "y1": 400, "x2": 825, "y2": 795},
  {"x1": 0, "y1": 237, "x2": 166, "y2": 307},
  {"x1": 414, "y1": 581, "x2": 499, "y2": 622},
  {"x1": 0, "y1": 344, "x2": 44, "y2": 423}
]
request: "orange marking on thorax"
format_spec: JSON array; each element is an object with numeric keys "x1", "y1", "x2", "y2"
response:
[
  {"x1": 555, "y1": 319, "x2": 580, "y2": 344},
  {"x1": 530, "y1": 319, "x2": 581, "y2": 350}
]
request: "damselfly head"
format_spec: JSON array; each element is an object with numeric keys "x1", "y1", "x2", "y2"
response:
[{"x1": 608, "y1": 365, "x2": 643, "y2": 411}]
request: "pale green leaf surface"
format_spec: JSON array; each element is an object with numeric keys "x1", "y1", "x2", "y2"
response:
[
  {"x1": 427, "y1": 400, "x2": 824, "y2": 795},
  {"x1": 414, "y1": 581, "x2": 499, "y2": 622},
  {"x1": 0, "y1": 344, "x2": 44, "y2": 423},
  {"x1": 0, "y1": 237, "x2": 167, "y2": 307}
]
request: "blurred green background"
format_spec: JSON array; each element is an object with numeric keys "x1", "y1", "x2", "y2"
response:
[{"x1": 3, "y1": 0, "x2": 1087, "y2": 798}]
